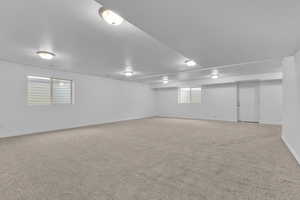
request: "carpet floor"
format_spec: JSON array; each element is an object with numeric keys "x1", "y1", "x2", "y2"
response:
[{"x1": 0, "y1": 118, "x2": 299, "y2": 200}]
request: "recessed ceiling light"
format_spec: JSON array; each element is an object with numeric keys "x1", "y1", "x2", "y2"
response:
[
  {"x1": 36, "y1": 51, "x2": 55, "y2": 60},
  {"x1": 99, "y1": 7, "x2": 124, "y2": 26},
  {"x1": 184, "y1": 60, "x2": 197, "y2": 67}
]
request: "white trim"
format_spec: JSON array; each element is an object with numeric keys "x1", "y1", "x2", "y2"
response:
[
  {"x1": 137, "y1": 58, "x2": 279, "y2": 80},
  {"x1": 281, "y1": 134, "x2": 300, "y2": 166},
  {"x1": 0, "y1": 116, "x2": 155, "y2": 139}
]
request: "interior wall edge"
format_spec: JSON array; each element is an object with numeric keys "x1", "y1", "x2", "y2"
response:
[
  {"x1": 156, "y1": 116, "x2": 238, "y2": 122},
  {"x1": 0, "y1": 61, "x2": 157, "y2": 138},
  {"x1": 281, "y1": 134, "x2": 300, "y2": 166},
  {"x1": 0, "y1": 116, "x2": 156, "y2": 139}
]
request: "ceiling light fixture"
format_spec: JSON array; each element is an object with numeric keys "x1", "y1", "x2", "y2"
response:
[
  {"x1": 211, "y1": 74, "x2": 219, "y2": 79},
  {"x1": 185, "y1": 60, "x2": 197, "y2": 67},
  {"x1": 36, "y1": 51, "x2": 55, "y2": 60},
  {"x1": 124, "y1": 71, "x2": 134, "y2": 77},
  {"x1": 123, "y1": 66, "x2": 134, "y2": 77},
  {"x1": 162, "y1": 76, "x2": 169, "y2": 84},
  {"x1": 210, "y1": 69, "x2": 219, "y2": 79},
  {"x1": 99, "y1": 7, "x2": 124, "y2": 26}
]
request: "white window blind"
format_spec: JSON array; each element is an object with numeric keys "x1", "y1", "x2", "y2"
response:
[
  {"x1": 52, "y1": 79, "x2": 72, "y2": 104},
  {"x1": 178, "y1": 88, "x2": 191, "y2": 104},
  {"x1": 178, "y1": 87, "x2": 201, "y2": 104},
  {"x1": 27, "y1": 76, "x2": 73, "y2": 105},
  {"x1": 191, "y1": 88, "x2": 202, "y2": 103},
  {"x1": 27, "y1": 76, "x2": 51, "y2": 105}
]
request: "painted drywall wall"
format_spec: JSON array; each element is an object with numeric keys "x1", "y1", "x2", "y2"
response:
[
  {"x1": 0, "y1": 61, "x2": 156, "y2": 137},
  {"x1": 152, "y1": 72, "x2": 282, "y2": 89},
  {"x1": 155, "y1": 81, "x2": 282, "y2": 124},
  {"x1": 259, "y1": 80, "x2": 282, "y2": 125},
  {"x1": 0, "y1": 59, "x2": 284, "y2": 139},
  {"x1": 155, "y1": 83, "x2": 238, "y2": 122},
  {"x1": 282, "y1": 56, "x2": 300, "y2": 164}
]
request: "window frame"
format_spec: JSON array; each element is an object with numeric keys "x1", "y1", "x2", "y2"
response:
[
  {"x1": 51, "y1": 77, "x2": 73, "y2": 105},
  {"x1": 178, "y1": 87, "x2": 202, "y2": 104},
  {"x1": 27, "y1": 75, "x2": 74, "y2": 106}
]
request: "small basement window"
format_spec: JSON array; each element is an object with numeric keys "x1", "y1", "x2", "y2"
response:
[
  {"x1": 178, "y1": 87, "x2": 201, "y2": 104},
  {"x1": 27, "y1": 76, "x2": 73, "y2": 105}
]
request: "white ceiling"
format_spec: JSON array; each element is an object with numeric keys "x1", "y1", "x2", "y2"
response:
[
  {"x1": 98, "y1": 0, "x2": 300, "y2": 67},
  {"x1": 141, "y1": 59, "x2": 282, "y2": 87},
  {"x1": 0, "y1": 0, "x2": 187, "y2": 78},
  {"x1": 0, "y1": 0, "x2": 293, "y2": 84}
]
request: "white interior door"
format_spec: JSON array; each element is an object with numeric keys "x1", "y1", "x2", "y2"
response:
[{"x1": 238, "y1": 82, "x2": 259, "y2": 122}]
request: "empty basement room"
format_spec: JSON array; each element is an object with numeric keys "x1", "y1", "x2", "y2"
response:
[{"x1": 1, "y1": 0, "x2": 300, "y2": 200}]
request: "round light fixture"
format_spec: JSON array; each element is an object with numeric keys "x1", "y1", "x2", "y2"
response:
[
  {"x1": 123, "y1": 66, "x2": 134, "y2": 77},
  {"x1": 124, "y1": 71, "x2": 133, "y2": 77},
  {"x1": 37, "y1": 51, "x2": 55, "y2": 60},
  {"x1": 123, "y1": 69, "x2": 134, "y2": 77},
  {"x1": 162, "y1": 76, "x2": 169, "y2": 84},
  {"x1": 211, "y1": 74, "x2": 219, "y2": 79},
  {"x1": 184, "y1": 60, "x2": 197, "y2": 67},
  {"x1": 210, "y1": 69, "x2": 219, "y2": 79},
  {"x1": 99, "y1": 7, "x2": 124, "y2": 26}
]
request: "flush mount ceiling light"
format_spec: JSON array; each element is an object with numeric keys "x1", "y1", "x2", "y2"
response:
[
  {"x1": 36, "y1": 51, "x2": 55, "y2": 60},
  {"x1": 123, "y1": 67, "x2": 134, "y2": 77},
  {"x1": 211, "y1": 74, "x2": 219, "y2": 79},
  {"x1": 184, "y1": 60, "x2": 197, "y2": 67},
  {"x1": 162, "y1": 76, "x2": 169, "y2": 84},
  {"x1": 99, "y1": 7, "x2": 124, "y2": 26},
  {"x1": 123, "y1": 66, "x2": 134, "y2": 77},
  {"x1": 124, "y1": 71, "x2": 134, "y2": 77},
  {"x1": 210, "y1": 69, "x2": 219, "y2": 79}
]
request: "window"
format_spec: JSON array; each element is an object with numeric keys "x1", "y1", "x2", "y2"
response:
[
  {"x1": 178, "y1": 87, "x2": 201, "y2": 104},
  {"x1": 27, "y1": 76, "x2": 51, "y2": 105},
  {"x1": 52, "y1": 79, "x2": 72, "y2": 104},
  {"x1": 191, "y1": 88, "x2": 202, "y2": 103},
  {"x1": 27, "y1": 76, "x2": 73, "y2": 105},
  {"x1": 178, "y1": 88, "x2": 191, "y2": 104}
]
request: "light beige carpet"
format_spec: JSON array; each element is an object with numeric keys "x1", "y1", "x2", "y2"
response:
[{"x1": 0, "y1": 118, "x2": 299, "y2": 200}]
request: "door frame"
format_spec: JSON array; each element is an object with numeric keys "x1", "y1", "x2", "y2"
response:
[{"x1": 237, "y1": 81, "x2": 260, "y2": 123}]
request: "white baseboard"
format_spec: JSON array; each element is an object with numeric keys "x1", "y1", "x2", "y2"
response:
[
  {"x1": 259, "y1": 120, "x2": 282, "y2": 125},
  {"x1": 0, "y1": 116, "x2": 155, "y2": 139},
  {"x1": 156, "y1": 115, "x2": 237, "y2": 122},
  {"x1": 281, "y1": 134, "x2": 300, "y2": 166}
]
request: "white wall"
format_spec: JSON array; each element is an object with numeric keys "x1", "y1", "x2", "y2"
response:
[
  {"x1": 156, "y1": 83, "x2": 238, "y2": 122},
  {"x1": 259, "y1": 80, "x2": 282, "y2": 125},
  {"x1": 0, "y1": 59, "x2": 284, "y2": 139},
  {"x1": 0, "y1": 61, "x2": 156, "y2": 137},
  {"x1": 282, "y1": 56, "x2": 300, "y2": 164},
  {"x1": 155, "y1": 81, "x2": 282, "y2": 124}
]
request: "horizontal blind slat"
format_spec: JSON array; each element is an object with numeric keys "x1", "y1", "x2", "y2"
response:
[
  {"x1": 27, "y1": 76, "x2": 51, "y2": 105},
  {"x1": 27, "y1": 76, "x2": 73, "y2": 105},
  {"x1": 52, "y1": 79, "x2": 72, "y2": 104}
]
